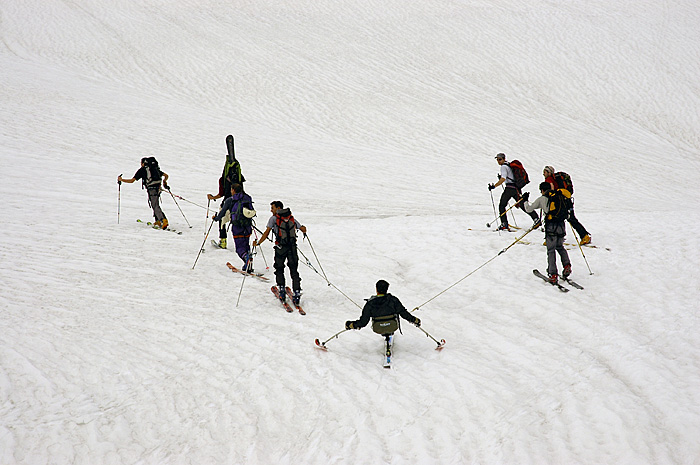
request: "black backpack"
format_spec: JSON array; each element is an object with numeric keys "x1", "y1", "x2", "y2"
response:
[
  {"x1": 275, "y1": 208, "x2": 297, "y2": 246},
  {"x1": 508, "y1": 160, "x2": 530, "y2": 189},
  {"x1": 545, "y1": 189, "x2": 571, "y2": 223},
  {"x1": 142, "y1": 157, "x2": 162, "y2": 188},
  {"x1": 232, "y1": 198, "x2": 254, "y2": 228},
  {"x1": 553, "y1": 171, "x2": 574, "y2": 195}
]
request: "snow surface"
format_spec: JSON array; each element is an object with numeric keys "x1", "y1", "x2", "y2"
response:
[{"x1": 1, "y1": 0, "x2": 700, "y2": 464}]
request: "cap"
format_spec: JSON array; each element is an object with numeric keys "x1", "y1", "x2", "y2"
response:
[
  {"x1": 495, "y1": 153, "x2": 506, "y2": 160},
  {"x1": 543, "y1": 165, "x2": 555, "y2": 175}
]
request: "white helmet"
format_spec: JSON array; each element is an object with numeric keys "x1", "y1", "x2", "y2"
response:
[{"x1": 242, "y1": 207, "x2": 256, "y2": 219}]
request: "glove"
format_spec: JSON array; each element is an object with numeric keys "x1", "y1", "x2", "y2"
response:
[
  {"x1": 488, "y1": 183, "x2": 495, "y2": 191},
  {"x1": 413, "y1": 317, "x2": 421, "y2": 327},
  {"x1": 521, "y1": 192, "x2": 530, "y2": 202},
  {"x1": 345, "y1": 321, "x2": 355, "y2": 330},
  {"x1": 163, "y1": 181, "x2": 170, "y2": 190}
]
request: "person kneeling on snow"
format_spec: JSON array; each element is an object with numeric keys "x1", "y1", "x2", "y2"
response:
[{"x1": 345, "y1": 280, "x2": 420, "y2": 335}]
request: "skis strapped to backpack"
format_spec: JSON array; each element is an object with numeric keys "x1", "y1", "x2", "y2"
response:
[{"x1": 508, "y1": 160, "x2": 530, "y2": 189}]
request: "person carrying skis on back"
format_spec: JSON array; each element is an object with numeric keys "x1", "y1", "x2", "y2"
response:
[
  {"x1": 522, "y1": 182, "x2": 572, "y2": 284},
  {"x1": 345, "y1": 280, "x2": 421, "y2": 358},
  {"x1": 212, "y1": 183, "x2": 256, "y2": 271},
  {"x1": 118, "y1": 157, "x2": 170, "y2": 229},
  {"x1": 207, "y1": 140, "x2": 245, "y2": 249},
  {"x1": 489, "y1": 153, "x2": 541, "y2": 231},
  {"x1": 543, "y1": 165, "x2": 591, "y2": 245},
  {"x1": 253, "y1": 201, "x2": 307, "y2": 305}
]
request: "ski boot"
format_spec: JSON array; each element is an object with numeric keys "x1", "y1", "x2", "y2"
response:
[{"x1": 562, "y1": 264, "x2": 572, "y2": 278}]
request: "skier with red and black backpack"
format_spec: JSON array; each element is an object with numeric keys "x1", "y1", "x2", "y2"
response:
[
  {"x1": 253, "y1": 201, "x2": 307, "y2": 305},
  {"x1": 543, "y1": 165, "x2": 591, "y2": 245},
  {"x1": 488, "y1": 153, "x2": 541, "y2": 231}
]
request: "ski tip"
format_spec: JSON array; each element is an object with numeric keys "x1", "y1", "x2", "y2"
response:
[
  {"x1": 435, "y1": 339, "x2": 446, "y2": 351},
  {"x1": 314, "y1": 339, "x2": 328, "y2": 351}
]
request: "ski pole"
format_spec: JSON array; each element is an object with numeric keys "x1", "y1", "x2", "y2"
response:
[
  {"x1": 168, "y1": 192, "x2": 211, "y2": 211},
  {"x1": 412, "y1": 223, "x2": 538, "y2": 312},
  {"x1": 252, "y1": 227, "x2": 270, "y2": 271},
  {"x1": 569, "y1": 223, "x2": 593, "y2": 275},
  {"x1": 304, "y1": 233, "x2": 328, "y2": 282},
  {"x1": 416, "y1": 326, "x2": 446, "y2": 349},
  {"x1": 192, "y1": 219, "x2": 215, "y2": 270},
  {"x1": 117, "y1": 174, "x2": 122, "y2": 224},
  {"x1": 235, "y1": 247, "x2": 256, "y2": 307},
  {"x1": 486, "y1": 198, "x2": 523, "y2": 228},
  {"x1": 205, "y1": 198, "x2": 211, "y2": 235},
  {"x1": 166, "y1": 187, "x2": 192, "y2": 228},
  {"x1": 315, "y1": 329, "x2": 350, "y2": 350}
]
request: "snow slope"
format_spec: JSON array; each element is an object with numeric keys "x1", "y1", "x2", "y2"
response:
[{"x1": 1, "y1": 0, "x2": 699, "y2": 463}]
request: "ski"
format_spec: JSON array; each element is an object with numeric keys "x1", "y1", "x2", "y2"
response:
[
  {"x1": 136, "y1": 219, "x2": 182, "y2": 234},
  {"x1": 226, "y1": 134, "x2": 235, "y2": 162},
  {"x1": 533, "y1": 269, "x2": 569, "y2": 292},
  {"x1": 383, "y1": 335, "x2": 394, "y2": 368},
  {"x1": 285, "y1": 286, "x2": 306, "y2": 315},
  {"x1": 271, "y1": 286, "x2": 294, "y2": 313},
  {"x1": 562, "y1": 277, "x2": 584, "y2": 290},
  {"x1": 314, "y1": 339, "x2": 328, "y2": 351},
  {"x1": 226, "y1": 262, "x2": 269, "y2": 281},
  {"x1": 435, "y1": 339, "x2": 446, "y2": 350}
]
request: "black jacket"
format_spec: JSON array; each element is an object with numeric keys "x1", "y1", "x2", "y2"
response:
[{"x1": 350, "y1": 294, "x2": 417, "y2": 329}]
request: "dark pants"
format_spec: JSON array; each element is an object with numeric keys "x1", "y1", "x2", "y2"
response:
[
  {"x1": 147, "y1": 187, "x2": 166, "y2": 222},
  {"x1": 274, "y1": 244, "x2": 301, "y2": 291},
  {"x1": 545, "y1": 221, "x2": 570, "y2": 276},
  {"x1": 499, "y1": 185, "x2": 538, "y2": 226},
  {"x1": 567, "y1": 203, "x2": 589, "y2": 238}
]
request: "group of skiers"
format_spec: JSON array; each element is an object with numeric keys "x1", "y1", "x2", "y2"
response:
[
  {"x1": 118, "y1": 142, "x2": 592, "y2": 353},
  {"x1": 118, "y1": 137, "x2": 307, "y2": 307},
  {"x1": 488, "y1": 153, "x2": 592, "y2": 285}
]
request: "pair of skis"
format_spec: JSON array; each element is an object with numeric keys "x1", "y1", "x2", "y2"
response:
[
  {"x1": 271, "y1": 286, "x2": 305, "y2": 315},
  {"x1": 532, "y1": 269, "x2": 584, "y2": 292},
  {"x1": 136, "y1": 219, "x2": 182, "y2": 234}
]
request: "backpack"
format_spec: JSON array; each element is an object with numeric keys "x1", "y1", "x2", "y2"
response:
[
  {"x1": 372, "y1": 315, "x2": 399, "y2": 335},
  {"x1": 231, "y1": 197, "x2": 255, "y2": 228},
  {"x1": 544, "y1": 189, "x2": 571, "y2": 223},
  {"x1": 553, "y1": 171, "x2": 574, "y2": 195},
  {"x1": 508, "y1": 160, "x2": 530, "y2": 189},
  {"x1": 275, "y1": 208, "x2": 297, "y2": 246},
  {"x1": 142, "y1": 157, "x2": 162, "y2": 188}
]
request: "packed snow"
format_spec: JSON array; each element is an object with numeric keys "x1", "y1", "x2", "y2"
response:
[{"x1": 1, "y1": 0, "x2": 699, "y2": 464}]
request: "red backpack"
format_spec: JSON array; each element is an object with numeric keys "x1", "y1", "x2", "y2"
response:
[
  {"x1": 553, "y1": 172, "x2": 574, "y2": 194},
  {"x1": 275, "y1": 208, "x2": 297, "y2": 246},
  {"x1": 508, "y1": 160, "x2": 530, "y2": 189}
]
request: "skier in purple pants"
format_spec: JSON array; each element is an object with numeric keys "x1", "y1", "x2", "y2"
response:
[{"x1": 212, "y1": 183, "x2": 256, "y2": 271}]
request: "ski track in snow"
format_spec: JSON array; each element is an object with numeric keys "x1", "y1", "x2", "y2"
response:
[{"x1": 1, "y1": 1, "x2": 700, "y2": 464}]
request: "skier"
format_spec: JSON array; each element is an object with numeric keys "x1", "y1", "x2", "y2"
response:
[
  {"x1": 543, "y1": 166, "x2": 591, "y2": 245},
  {"x1": 489, "y1": 153, "x2": 541, "y2": 231},
  {"x1": 212, "y1": 184, "x2": 255, "y2": 271},
  {"x1": 118, "y1": 157, "x2": 169, "y2": 229},
  {"x1": 522, "y1": 182, "x2": 572, "y2": 284},
  {"x1": 253, "y1": 201, "x2": 306, "y2": 304},
  {"x1": 207, "y1": 138, "x2": 245, "y2": 249},
  {"x1": 345, "y1": 280, "x2": 421, "y2": 359}
]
